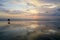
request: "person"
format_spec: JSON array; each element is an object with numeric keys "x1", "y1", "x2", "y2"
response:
[{"x1": 8, "y1": 19, "x2": 10, "y2": 24}]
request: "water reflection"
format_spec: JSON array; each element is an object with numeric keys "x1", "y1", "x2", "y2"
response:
[{"x1": 0, "y1": 21, "x2": 60, "y2": 40}]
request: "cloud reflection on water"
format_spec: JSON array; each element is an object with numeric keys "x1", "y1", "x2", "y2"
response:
[{"x1": 0, "y1": 21, "x2": 60, "y2": 40}]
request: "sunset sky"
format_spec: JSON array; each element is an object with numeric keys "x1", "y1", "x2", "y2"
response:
[
  {"x1": 0, "y1": 0, "x2": 60, "y2": 38},
  {"x1": 0, "y1": 0, "x2": 60, "y2": 19}
]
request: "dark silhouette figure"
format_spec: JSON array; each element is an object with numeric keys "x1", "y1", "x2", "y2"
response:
[{"x1": 8, "y1": 19, "x2": 10, "y2": 24}]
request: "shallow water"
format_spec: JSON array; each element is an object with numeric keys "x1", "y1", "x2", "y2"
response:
[{"x1": 0, "y1": 21, "x2": 60, "y2": 40}]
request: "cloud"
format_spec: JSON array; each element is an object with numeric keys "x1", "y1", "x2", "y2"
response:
[
  {"x1": 51, "y1": 8, "x2": 60, "y2": 16},
  {"x1": 39, "y1": 0, "x2": 60, "y2": 3},
  {"x1": 0, "y1": 0, "x2": 60, "y2": 18},
  {"x1": 0, "y1": 7, "x2": 10, "y2": 13},
  {"x1": 0, "y1": 4, "x2": 4, "y2": 6},
  {"x1": 41, "y1": 4, "x2": 58, "y2": 8}
]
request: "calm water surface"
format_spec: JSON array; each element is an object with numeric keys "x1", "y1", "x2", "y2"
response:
[{"x1": 0, "y1": 21, "x2": 60, "y2": 40}]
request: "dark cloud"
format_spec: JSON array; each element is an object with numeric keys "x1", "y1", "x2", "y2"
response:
[
  {"x1": 0, "y1": 7, "x2": 26, "y2": 14},
  {"x1": 0, "y1": 0, "x2": 7, "y2": 7},
  {"x1": 57, "y1": 8, "x2": 60, "y2": 11},
  {"x1": 0, "y1": 4, "x2": 4, "y2": 6},
  {"x1": 36, "y1": 8, "x2": 60, "y2": 16},
  {"x1": 39, "y1": 0, "x2": 60, "y2": 3},
  {"x1": 0, "y1": 7, "x2": 9, "y2": 13},
  {"x1": 0, "y1": 0, "x2": 7, "y2": 2},
  {"x1": 10, "y1": 10, "x2": 26, "y2": 14},
  {"x1": 51, "y1": 8, "x2": 60, "y2": 16}
]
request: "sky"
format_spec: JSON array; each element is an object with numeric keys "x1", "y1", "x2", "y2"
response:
[{"x1": 0, "y1": 0, "x2": 60, "y2": 18}]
